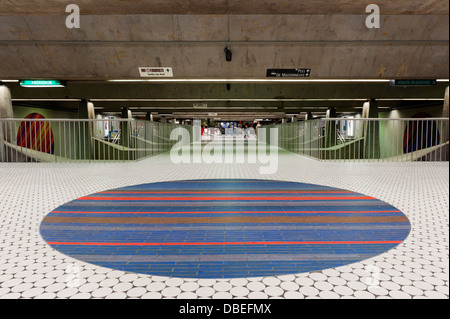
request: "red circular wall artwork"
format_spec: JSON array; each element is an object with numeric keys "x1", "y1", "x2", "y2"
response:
[{"x1": 16, "y1": 113, "x2": 55, "y2": 154}]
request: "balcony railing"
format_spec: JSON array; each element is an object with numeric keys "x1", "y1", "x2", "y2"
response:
[
  {"x1": 1, "y1": 117, "x2": 448, "y2": 163},
  {"x1": 270, "y1": 118, "x2": 449, "y2": 162},
  {"x1": 0, "y1": 118, "x2": 192, "y2": 163}
]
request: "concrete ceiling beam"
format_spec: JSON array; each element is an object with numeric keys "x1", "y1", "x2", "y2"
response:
[{"x1": 0, "y1": 0, "x2": 448, "y2": 15}]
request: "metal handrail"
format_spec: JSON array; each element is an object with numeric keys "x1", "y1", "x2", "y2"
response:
[
  {"x1": 266, "y1": 117, "x2": 449, "y2": 162},
  {"x1": 0, "y1": 118, "x2": 193, "y2": 163},
  {"x1": 1, "y1": 117, "x2": 449, "y2": 163}
]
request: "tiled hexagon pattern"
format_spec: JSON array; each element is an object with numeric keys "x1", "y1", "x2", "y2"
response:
[{"x1": 0, "y1": 152, "x2": 448, "y2": 299}]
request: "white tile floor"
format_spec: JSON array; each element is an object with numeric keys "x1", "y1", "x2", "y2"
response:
[{"x1": 0, "y1": 150, "x2": 448, "y2": 299}]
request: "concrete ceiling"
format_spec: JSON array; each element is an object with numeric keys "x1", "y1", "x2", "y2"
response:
[
  {"x1": 0, "y1": 14, "x2": 448, "y2": 80},
  {"x1": 0, "y1": 0, "x2": 448, "y2": 15},
  {"x1": 0, "y1": 0, "x2": 448, "y2": 119}
]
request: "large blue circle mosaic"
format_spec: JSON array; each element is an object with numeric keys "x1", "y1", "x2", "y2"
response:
[{"x1": 40, "y1": 179, "x2": 411, "y2": 278}]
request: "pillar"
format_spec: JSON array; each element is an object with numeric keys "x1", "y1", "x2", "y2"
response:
[
  {"x1": 303, "y1": 112, "x2": 314, "y2": 155},
  {"x1": 78, "y1": 99, "x2": 95, "y2": 119},
  {"x1": 144, "y1": 113, "x2": 154, "y2": 148},
  {"x1": 0, "y1": 85, "x2": 13, "y2": 120},
  {"x1": 443, "y1": 86, "x2": 449, "y2": 118},
  {"x1": 0, "y1": 85, "x2": 14, "y2": 161},
  {"x1": 78, "y1": 100, "x2": 95, "y2": 160},
  {"x1": 362, "y1": 99, "x2": 380, "y2": 159},
  {"x1": 121, "y1": 107, "x2": 133, "y2": 148},
  {"x1": 325, "y1": 107, "x2": 337, "y2": 148},
  {"x1": 192, "y1": 119, "x2": 201, "y2": 163}
]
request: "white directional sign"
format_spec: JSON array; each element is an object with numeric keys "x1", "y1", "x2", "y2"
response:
[
  {"x1": 266, "y1": 68, "x2": 311, "y2": 78},
  {"x1": 193, "y1": 103, "x2": 208, "y2": 109},
  {"x1": 139, "y1": 67, "x2": 173, "y2": 77}
]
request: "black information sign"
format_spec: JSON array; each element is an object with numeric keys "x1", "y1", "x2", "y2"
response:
[
  {"x1": 266, "y1": 69, "x2": 311, "y2": 78},
  {"x1": 390, "y1": 79, "x2": 437, "y2": 86}
]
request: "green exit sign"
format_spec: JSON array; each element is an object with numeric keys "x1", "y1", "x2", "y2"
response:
[
  {"x1": 19, "y1": 80, "x2": 66, "y2": 87},
  {"x1": 390, "y1": 79, "x2": 437, "y2": 86}
]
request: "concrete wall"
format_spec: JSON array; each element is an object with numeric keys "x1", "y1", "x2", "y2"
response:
[
  {"x1": 379, "y1": 105, "x2": 445, "y2": 119},
  {"x1": 12, "y1": 105, "x2": 76, "y2": 119}
]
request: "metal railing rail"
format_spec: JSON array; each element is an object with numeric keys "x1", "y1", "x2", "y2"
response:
[
  {"x1": 0, "y1": 118, "x2": 193, "y2": 163},
  {"x1": 1, "y1": 117, "x2": 448, "y2": 163},
  {"x1": 269, "y1": 117, "x2": 449, "y2": 162}
]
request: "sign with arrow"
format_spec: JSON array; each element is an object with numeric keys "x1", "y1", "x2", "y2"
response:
[
  {"x1": 139, "y1": 67, "x2": 173, "y2": 77},
  {"x1": 266, "y1": 68, "x2": 311, "y2": 78},
  {"x1": 390, "y1": 79, "x2": 437, "y2": 86}
]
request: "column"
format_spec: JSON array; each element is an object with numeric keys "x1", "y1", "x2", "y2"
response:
[
  {"x1": 192, "y1": 119, "x2": 201, "y2": 163},
  {"x1": 304, "y1": 112, "x2": 313, "y2": 156},
  {"x1": 121, "y1": 107, "x2": 133, "y2": 148},
  {"x1": 324, "y1": 107, "x2": 337, "y2": 148},
  {"x1": 362, "y1": 99, "x2": 380, "y2": 159},
  {"x1": 144, "y1": 112, "x2": 154, "y2": 146},
  {"x1": 443, "y1": 86, "x2": 449, "y2": 118},
  {"x1": 77, "y1": 100, "x2": 95, "y2": 160},
  {"x1": 0, "y1": 85, "x2": 14, "y2": 161}
]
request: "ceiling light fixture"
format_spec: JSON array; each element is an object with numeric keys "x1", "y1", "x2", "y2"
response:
[
  {"x1": 107, "y1": 79, "x2": 393, "y2": 83},
  {"x1": 89, "y1": 98, "x2": 370, "y2": 102}
]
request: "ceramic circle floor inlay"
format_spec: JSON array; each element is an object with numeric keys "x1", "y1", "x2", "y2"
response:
[{"x1": 39, "y1": 179, "x2": 411, "y2": 279}]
